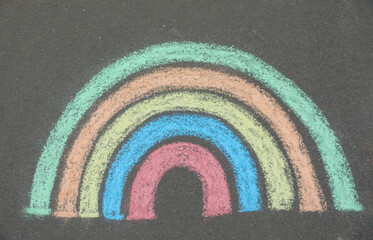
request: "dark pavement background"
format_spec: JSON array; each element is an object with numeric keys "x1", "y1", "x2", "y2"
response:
[{"x1": 0, "y1": 0, "x2": 372, "y2": 239}]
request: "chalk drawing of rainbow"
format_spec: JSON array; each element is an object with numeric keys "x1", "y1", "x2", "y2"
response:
[{"x1": 25, "y1": 42, "x2": 363, "y2": 220}]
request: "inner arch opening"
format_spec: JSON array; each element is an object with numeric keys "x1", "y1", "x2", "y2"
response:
[{"x1": 154, "y1": 167, "x2": 203, "y2": 221}]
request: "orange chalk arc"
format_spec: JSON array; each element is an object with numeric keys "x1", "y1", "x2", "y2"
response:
[{"x1": 54, "y1": 67, "x2": 325, "y2": 217}]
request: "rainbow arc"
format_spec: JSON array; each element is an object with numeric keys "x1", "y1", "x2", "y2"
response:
[{"x1": 25, "y1": 42, "x2": 362, "y2": 220}]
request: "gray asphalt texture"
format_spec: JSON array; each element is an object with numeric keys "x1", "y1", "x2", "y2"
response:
[{"x1": 0, "y1": 1, "x2": 372, "y2": 239}]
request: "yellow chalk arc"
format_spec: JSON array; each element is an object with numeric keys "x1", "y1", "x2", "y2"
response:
[{"x1": 79, "y1": 91, "x2": 294, "y2": 217}]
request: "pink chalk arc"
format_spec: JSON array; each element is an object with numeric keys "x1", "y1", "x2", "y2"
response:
[{"x1": 127, "y1": 142, "x2": 232, "y2": 220}]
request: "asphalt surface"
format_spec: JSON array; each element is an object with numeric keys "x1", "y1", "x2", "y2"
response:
[{"x1": 0, "y1": 0, "x2": 372, "y2": 239}]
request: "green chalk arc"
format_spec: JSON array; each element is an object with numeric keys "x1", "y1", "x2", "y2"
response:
[
  {"x1": 79, "y1": 91, "x2": 294, "y2": 217},
  {"x1": 25, "y1": 41, "x2": 362, "y2": 216}
]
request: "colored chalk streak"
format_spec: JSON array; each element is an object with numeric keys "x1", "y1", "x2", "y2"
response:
[
  {"x1": 56, "y1": 68, "x2": 324, "y2": 217},
  {"x1": 101, "y1": 114, "x2": 257, "y2": 220},
  {"x1": 120, "y1": 142, "x2": 231, "y2": 220},
  {"x1": 79, "y1": 91, "x2": 294, "y2": 217},
  {"x1": 27, "y1": 42, "x2": 361, "y2": 217}
]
